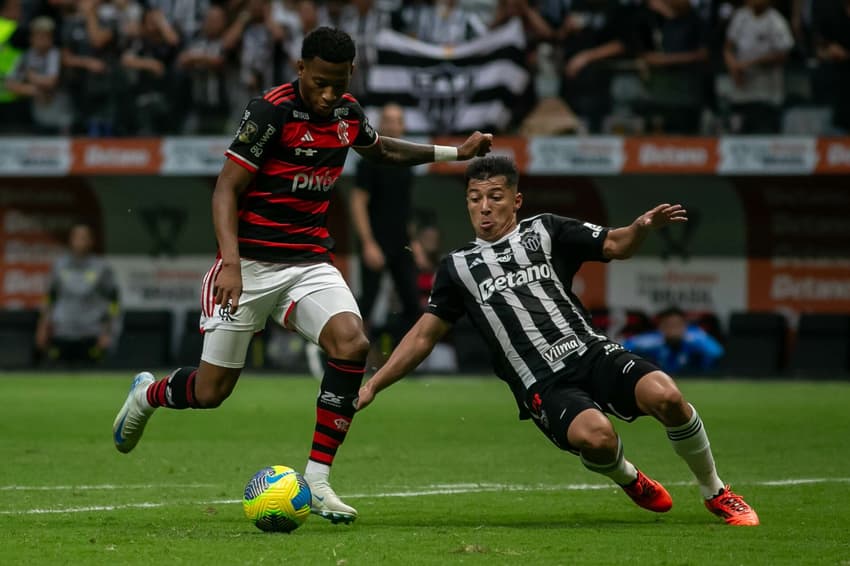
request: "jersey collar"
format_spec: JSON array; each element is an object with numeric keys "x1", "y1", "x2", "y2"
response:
[{"x1": 475, "y1": 225, "x2": 519, "y2": 248}]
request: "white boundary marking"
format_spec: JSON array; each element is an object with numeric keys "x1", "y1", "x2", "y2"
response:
[
  {"x1": 1, "y1": 477, "x2": 848, "y2": 516},
  {"x1": 0, "y1": 483, "x2": 217, "y2": 492}
]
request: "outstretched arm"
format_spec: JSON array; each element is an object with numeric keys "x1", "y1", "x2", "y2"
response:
[
  {"x1": 354, "y1": 131, "x2": 493, "y2": 166},
  {"x1": 357, "y1": 313, "x2": 453, "y2": 410},
  {"x1": 603, "y1": 203, "x2": 687, "y2": 260}
]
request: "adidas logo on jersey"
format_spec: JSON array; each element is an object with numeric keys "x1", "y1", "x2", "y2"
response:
[
  {"x1": 301, "y1": 131, "x2": 314, "y2": 143},
  {"x1": 478, "y1": 264, "x2": 552, "y2": 303}
]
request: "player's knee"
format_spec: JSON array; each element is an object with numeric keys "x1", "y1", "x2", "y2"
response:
[
  {"x1": 194, "y1": 380, "x2": 234, "y2": 408},
  {"x1": 580, "y1": 425, "x2": 618, "y2": 453},
  {"x1": 333, "y1": 332, "x2": 369, "y2": 361},
  {"x1": 569, "y1": 413, "x2": 618, "y2": 453},
  {"x1": 651, "y1": 386, "x2": 687, "y2": 424},
  {"x1": 321, "y1": 317, "x2": 370, "y2": 360}
]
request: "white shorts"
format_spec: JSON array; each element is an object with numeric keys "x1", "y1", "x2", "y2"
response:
[{"x1": 199, "y1": 259, "x2": 361, "y2": 368}]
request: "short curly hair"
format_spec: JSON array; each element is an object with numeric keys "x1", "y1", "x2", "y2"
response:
[{"x1": 301, "y1": 27, "x2": 356, "y2": 63}]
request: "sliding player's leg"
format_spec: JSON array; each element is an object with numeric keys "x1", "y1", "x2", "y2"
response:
[{"x1": 634, "y1": 370, "x2": 759, "y2": 526}]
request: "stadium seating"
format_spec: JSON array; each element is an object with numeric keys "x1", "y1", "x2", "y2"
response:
[
  {"x1": 721, "y1": 312, "x2": 788, "y2": 377},
  {"x1": 789, "y1": 314, "x2": 850, "y2": 378},
  {"x1": 110, "y1": 310, "x2": 173, "y2": 369},
  {"x1": 0, "y1": 309, "x2": 39, "y2": 369}
]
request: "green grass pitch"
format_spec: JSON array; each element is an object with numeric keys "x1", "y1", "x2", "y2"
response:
[{"x1": 1, "y1": 374, "x2": 849, "y2": 565}]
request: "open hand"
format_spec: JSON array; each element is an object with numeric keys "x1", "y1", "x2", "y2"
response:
[
  {"x1": 356, "y1": 383, "x2": 376, "y2": 411},
  {"x1": 639, "y1": 203, "x2": 688, "y2": 230}
]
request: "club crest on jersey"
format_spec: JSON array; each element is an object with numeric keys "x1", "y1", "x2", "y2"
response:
[
  {"x1": 337, "y1": 120, "x2": 350, "y2": 145},
  {"x1": 237, "y1": 120, "x2": 258, "y2": 143},
  {"x1": 520, "y1": 232, "x2": 541, "y2": 252}
]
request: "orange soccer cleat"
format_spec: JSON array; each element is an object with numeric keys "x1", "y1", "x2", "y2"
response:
[
  {"x1": 621, "y1": 470, "x2": 673, "y2": 513},
  {"x1": 704, "y1": 485, "x2": 760, "y2": 526}
]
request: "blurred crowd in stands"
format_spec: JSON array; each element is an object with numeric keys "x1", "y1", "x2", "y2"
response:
[{"x1": 0, "y1": 0, "x2": 848, "y2": 136}]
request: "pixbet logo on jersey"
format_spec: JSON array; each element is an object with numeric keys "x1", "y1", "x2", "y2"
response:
[
  {"x1": 478, "y1": 264, "x2": 552, "y2": 303},
  {"x1": 291, "y1": 171, "x2": 338, "y2": 192}
]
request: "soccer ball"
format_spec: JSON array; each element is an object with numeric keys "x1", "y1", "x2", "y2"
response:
[{"x1": 243, "y1": 465, "x2": 312, "y2": 533}]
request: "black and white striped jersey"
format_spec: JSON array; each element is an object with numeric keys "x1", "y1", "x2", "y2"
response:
[{"x1": 427, "y1": 214, "x2": 611, "y2": 407}]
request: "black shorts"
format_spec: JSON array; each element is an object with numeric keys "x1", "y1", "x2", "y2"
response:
[{"x1": 526, "y1": 342, "x2": 660, "y2": 454}]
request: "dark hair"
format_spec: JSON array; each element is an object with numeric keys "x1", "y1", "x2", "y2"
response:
[
  {"x1": 301, "y1": 27, "x2": 356, "y2": 63},
  {"x1": 657, "y1": 306, "x2": 686, "y2": 319},
  {"x1": 464, "y1": 156, "x2": 519, "y2": 189}
]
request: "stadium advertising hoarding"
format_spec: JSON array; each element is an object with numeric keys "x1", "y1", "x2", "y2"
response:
[
  {"x1": 735, "y1": 178, "x2": 850, "y2": 314},
  {"x1": 109, "y1": 255, "x2": 211, "y2": 311},
  {"x1": 0, "y1": 138, "x2": 70, "y2": 176},
  {"x1": 1, "y1": 140, "x2": 848, "y2": 319},
  {"x1": 0, "y1": 180, "x2": 101, "y2": 308},
  {"x1": 2, "y1": 136, "x2": 850, "y2": 175},
  {"x1": 606, "y1": 258, "x2": 748, "y2": 325}
]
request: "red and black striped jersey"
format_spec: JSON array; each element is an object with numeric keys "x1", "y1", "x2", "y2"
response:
[{"x1": 225, "y1": 80, "x2": 379, "y2": 264}]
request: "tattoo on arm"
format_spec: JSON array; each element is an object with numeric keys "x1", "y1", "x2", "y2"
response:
[{"x1": 371, "y1": 137, "x2": 436, "y2": 166}]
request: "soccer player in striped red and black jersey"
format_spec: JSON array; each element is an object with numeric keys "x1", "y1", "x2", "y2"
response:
[
  {"x1": 112, "y1": 27, "x2": 493, "y2": 524},
  {"x1": 358, "y1": 156, "x2": 760, "y2": 527}
]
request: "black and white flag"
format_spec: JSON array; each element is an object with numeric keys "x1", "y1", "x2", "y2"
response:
[{"x1": 365, "y1": 18, "x2": 530, "y2": 135}]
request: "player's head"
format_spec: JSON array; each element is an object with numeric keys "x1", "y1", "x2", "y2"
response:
[
  {"x1": 29, "y1": 16, "x2": 54, "y2": 51},
  {"x1": 202, "y1": 5, "x2": 227, "y2": 37},
  {"x1": 68, "y1": 222, "x2": 96, "y2": 258},
  {"x1": 746, "y1": 0, "x2": 770, "y2": 13},
  {"x1": 656, "y1": 306, "x2": 687, "y2": 344},
  {"x1": 379, "y1": 103, "x2": 405, "y2": 137},
  {"x1": 298, "y1": 27, "x2": 356, "y2": 118},
  {"x1": 464, "y1": 156, "x2": 522, "y2": 242}
]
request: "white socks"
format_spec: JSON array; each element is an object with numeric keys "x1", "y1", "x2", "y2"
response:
[
  {"x1": 581, "y1": 437, "x2": 638, "y2": 486},
  {"x1": 667, "y1": 404, "x2": 725, "y2": 499},
  {"x1": 304, "y1": 461, "x2": 330, "y2": 480}
]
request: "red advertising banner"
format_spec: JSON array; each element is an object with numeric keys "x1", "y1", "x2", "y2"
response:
[
  {"x1": 70, "y1": 138, "x2": 162, "y2": 175},
  {"x1": 748, "y1": 259, "x2": 850, "y2": 313},
  {"x1": 816, "y1": 138, "x2": 850, "y2": 174},
  {"x1": 623, "y1": 138, "x2": 718, "y2": 173},
  {"x1": 574, "y1": 262, "x2": 607, "y2": 309}
]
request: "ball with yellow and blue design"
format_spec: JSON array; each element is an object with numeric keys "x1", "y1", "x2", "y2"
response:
[{"x1": 243, "y1": 465, "x2": 312, "y2": 532}]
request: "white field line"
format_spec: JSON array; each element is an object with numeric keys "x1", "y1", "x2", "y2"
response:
[
  {"x1": 0, "y1": 483, "x2": 217, "y2": 491},
  {"x1": 1, "y1": 477, "x2": 848, "y2": 516}
]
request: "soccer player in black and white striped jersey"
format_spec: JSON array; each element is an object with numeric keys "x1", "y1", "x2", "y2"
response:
[{"x1": 358, "y1": 155, "x2": 760, "y2": 526}]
